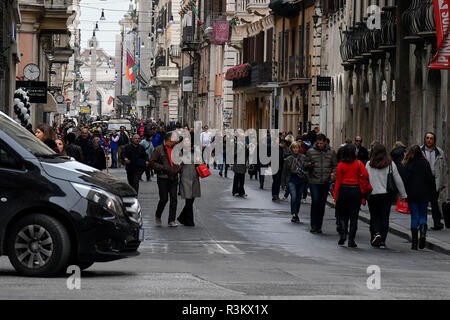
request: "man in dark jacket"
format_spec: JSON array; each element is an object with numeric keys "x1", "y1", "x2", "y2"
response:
[
  {"x1": 118, "y1": 126, "x2": 130, "y2": 168},
  {"x1": 92, "y1": 137, "x2": 106, "y2": 171},
  {"x1": 121, "y1": 134, "x2": 149, "y2": 194},
  {"x1": 305, "y1": 134, "x2": 337, "y2": 233},
  {"x1": 306, "y1": 127, "x2": 320, "y2": 145},
  {"x1": 65, "y1": 132, "x2": 83, "y2": 162},
  {"x1": 150, "y1": 131, "x2": 182, "y2": 227},
  {"x1": 355, "y1": 136, "x2": 369, "y2": 164},
  {"x1": 272, "y1": 139, "x2": 288, "y2": 201},
  {"x1": 74, "y1": 128, "x2": 94, "y2": 166}
]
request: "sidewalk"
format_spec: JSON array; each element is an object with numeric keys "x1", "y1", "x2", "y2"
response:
[
  {"x1": 232, "y1": 169, "x2": 450, "y2": 255},
  {"x1": 324, "y1": 195, "x2": 450, "y2": 255}
]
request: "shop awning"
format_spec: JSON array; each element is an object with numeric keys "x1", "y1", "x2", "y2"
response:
[
  {"x1": 117, "y1": 95, "x2": 132, "y2": 106},
  {"x1": 269, "y1": 0, "x2": 302, "y2": 18},
  {"x1": 225, "y1": 63, "x2": 252, "y2": 81},
  {"x1": 43, "y1": 92, "x2": 57, "y2": 113}
]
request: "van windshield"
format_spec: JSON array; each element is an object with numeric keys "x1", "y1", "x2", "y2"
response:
[{"x1": 0, "y1": 113, "x2": 55, "y2": 156}]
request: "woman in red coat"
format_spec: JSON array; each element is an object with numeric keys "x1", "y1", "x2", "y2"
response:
[{"x1": 333, "y1": 144, "x2": 369, "y2": 248}]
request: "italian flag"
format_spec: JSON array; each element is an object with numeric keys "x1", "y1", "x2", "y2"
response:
[{"x1": 126, "y1": 51, "x2": 137, "y2": 82}]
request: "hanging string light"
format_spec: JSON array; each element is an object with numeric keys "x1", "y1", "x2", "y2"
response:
[
  {"x1": 95, "y1": 21, "x2": 99, "y2": 31},
  {"x1": 100, "y1": 9, "x2": 106, "y2": 21},
  {"x1": 92, "y1": 30, "x2": 96, "y2": 39}
]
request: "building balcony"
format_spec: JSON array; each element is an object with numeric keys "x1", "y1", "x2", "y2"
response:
[
  {"x1": 250, "y1": 62, "x2": 273, "y2": 85},
  {"x1": 246, "y1": 0, "x2": 270, "y2": 12},
  {"x1": 53, "y1": 47, "x2": 74, "y2": 63},
  {"x1": 44, "y1": 0, "x2": 73, "y2": 9},
  {"x1": 269, "y1": 0, "x2": 301, "y2": 18},
  {"x1": 231, "y1": 62, "x2": 276, "y2": 90},
  {"x1": 340, "y1": 7, "x2": 397, "y2": 68},
  {"x1": 156, "y1": 66, "x2": 179, "y2": 82},
  {"x1": 402, "y1": 0, "x2": 435, "y2": 42},
  {"x1": 181, "y1": 26, "x2": 201, "y2": 52}
]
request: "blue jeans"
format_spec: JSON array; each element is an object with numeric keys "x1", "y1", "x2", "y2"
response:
[
  {"x1": 288, "y1": 181, "x2": 306, "y2": 215},
  {"x1": 111, "y1": 148, "x2": 118, "y2": 168},
  {"x1": 310, "y1": 183, "x2": 330, "y2": 231},
  {"x1": 409, "y1": 202, "x2": 428, "y2": 229}
]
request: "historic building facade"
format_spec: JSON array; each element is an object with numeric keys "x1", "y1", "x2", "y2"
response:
[
  {"x1": 0, "y1": 0, "x2": 21, "y2": 117},
  {"x1": 334, "y1": 0, "x2": 448, "y2": 199}
]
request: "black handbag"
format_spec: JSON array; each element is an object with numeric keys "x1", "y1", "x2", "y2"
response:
[{"x1": 386, "y1": 164, "x2": 399, "y2": 195}]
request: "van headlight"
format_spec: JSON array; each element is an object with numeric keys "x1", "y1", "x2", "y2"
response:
[{"x1": 71, "y1": 183, "x2": 124, "y2": 218}]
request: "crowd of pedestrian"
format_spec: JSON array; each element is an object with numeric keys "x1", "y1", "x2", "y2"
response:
[{"x1": 34, "y1": 118, "x2": 448, "y2": 250}]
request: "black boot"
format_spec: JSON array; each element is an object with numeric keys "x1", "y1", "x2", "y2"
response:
[
  {"x1": 419, "y1": 224, "x2": 427, "y2": 249},
  {"x1": 338, "y1": 232, "x2": 346, "y2": 246},
  {"x1": 411, "y1": 228, "x2": 418, "y2": 250}
]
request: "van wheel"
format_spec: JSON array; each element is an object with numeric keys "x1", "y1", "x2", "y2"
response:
[{"x1": 7, "y1": 214, "x2": 71, "y2": 277}]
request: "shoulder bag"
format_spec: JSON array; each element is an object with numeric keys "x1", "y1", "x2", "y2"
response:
[
  {"x1": 358, "y1": 160, "x2": 373, "y2": 199},
  {"x1": 386, "y1": 163, "x2": 399, "y2": 195}
]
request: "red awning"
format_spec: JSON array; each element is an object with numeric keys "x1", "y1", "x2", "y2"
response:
[{"x1": 225, "y1": 63, "x2": 252, "y2": 81}]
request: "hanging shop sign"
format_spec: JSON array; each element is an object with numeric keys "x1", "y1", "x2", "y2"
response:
[
  {"x1": 15, "y1": 81, "x2": 47, "y2": 103},
  {"x1": 430, "y1": 0, "x2": 450, "y2": 69},
  {"x1": 212, "y1": 21, "x2": 229, "y2": 45},
  {"x1": 80, "y1": 106, "x2": 91, "y2": 114},
  {"x1": 183, "y1": 76, "x2": 193, "y2": 92},
  {"x1": 317, "y1": 77, "x2": 332, "y2": 91}
]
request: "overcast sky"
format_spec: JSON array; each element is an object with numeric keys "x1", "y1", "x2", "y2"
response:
[{"x1": 79, "y1": 0, "x2": 132, "y2": 56}]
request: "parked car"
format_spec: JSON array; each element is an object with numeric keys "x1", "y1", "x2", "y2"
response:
[{"x1": 0, "y1": 112, "x2": 143, "y2": 276}]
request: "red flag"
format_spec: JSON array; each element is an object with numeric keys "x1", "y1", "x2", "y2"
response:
[
  {"x1": 108, "y1": 96, "x2": 114, "y2": 105},
  {"x1": 430, "y1": 0, "x2": 450, "y2": 69}
]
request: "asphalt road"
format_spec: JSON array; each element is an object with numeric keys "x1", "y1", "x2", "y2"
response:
[{"x1": 1, "y1": 167, "x2": 450, "y2": 299}]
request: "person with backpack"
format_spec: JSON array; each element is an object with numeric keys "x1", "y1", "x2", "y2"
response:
[{"x1": 366, "y1": 144, "x2": 407, "y2": 248}]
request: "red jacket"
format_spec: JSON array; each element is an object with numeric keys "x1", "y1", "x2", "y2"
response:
[{"x1": 334, "y1": 160, "x2": 369, "y2": 200}]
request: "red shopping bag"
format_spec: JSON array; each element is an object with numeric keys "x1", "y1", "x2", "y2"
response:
[
  {"x1": 196, "y1": 164, "x2": 211, "y2": 178},
  {"x1": 396, "y1": 198, "x2": 410, "y2": 214}
]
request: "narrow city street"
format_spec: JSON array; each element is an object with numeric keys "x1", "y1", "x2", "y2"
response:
[{"x1": 1, "y1": 168, "x2": 450, "y2": 299}]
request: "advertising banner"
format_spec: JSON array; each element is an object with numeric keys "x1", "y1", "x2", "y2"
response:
[
  {"x1": 430, "y1": 0, "x2": 450, "y2": 69},
  {"x1": 212, "y1": 21, "x2": 229, "y2": 45}
]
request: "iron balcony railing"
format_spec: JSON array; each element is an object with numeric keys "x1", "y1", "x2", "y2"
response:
[
  {"x1": 250, "y1": 62, "x2": 273, "y2": 85},
  {"x1": 246, "y1": 0, "x2": 270, "y2": 11},
  {"x1": 340, "y1": 7, "x2": 397, "y2": 65},
  {"x1": 44, "y1": 0, "x2": 73, "y2": 8},
  {"x1": 402, "y1": 0, "x2": 435, "y2": 36}
]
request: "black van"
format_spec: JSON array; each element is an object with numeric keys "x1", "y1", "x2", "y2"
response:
[{"x1": 0, "y1": 112, "x2": 143, "y2": 276}]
